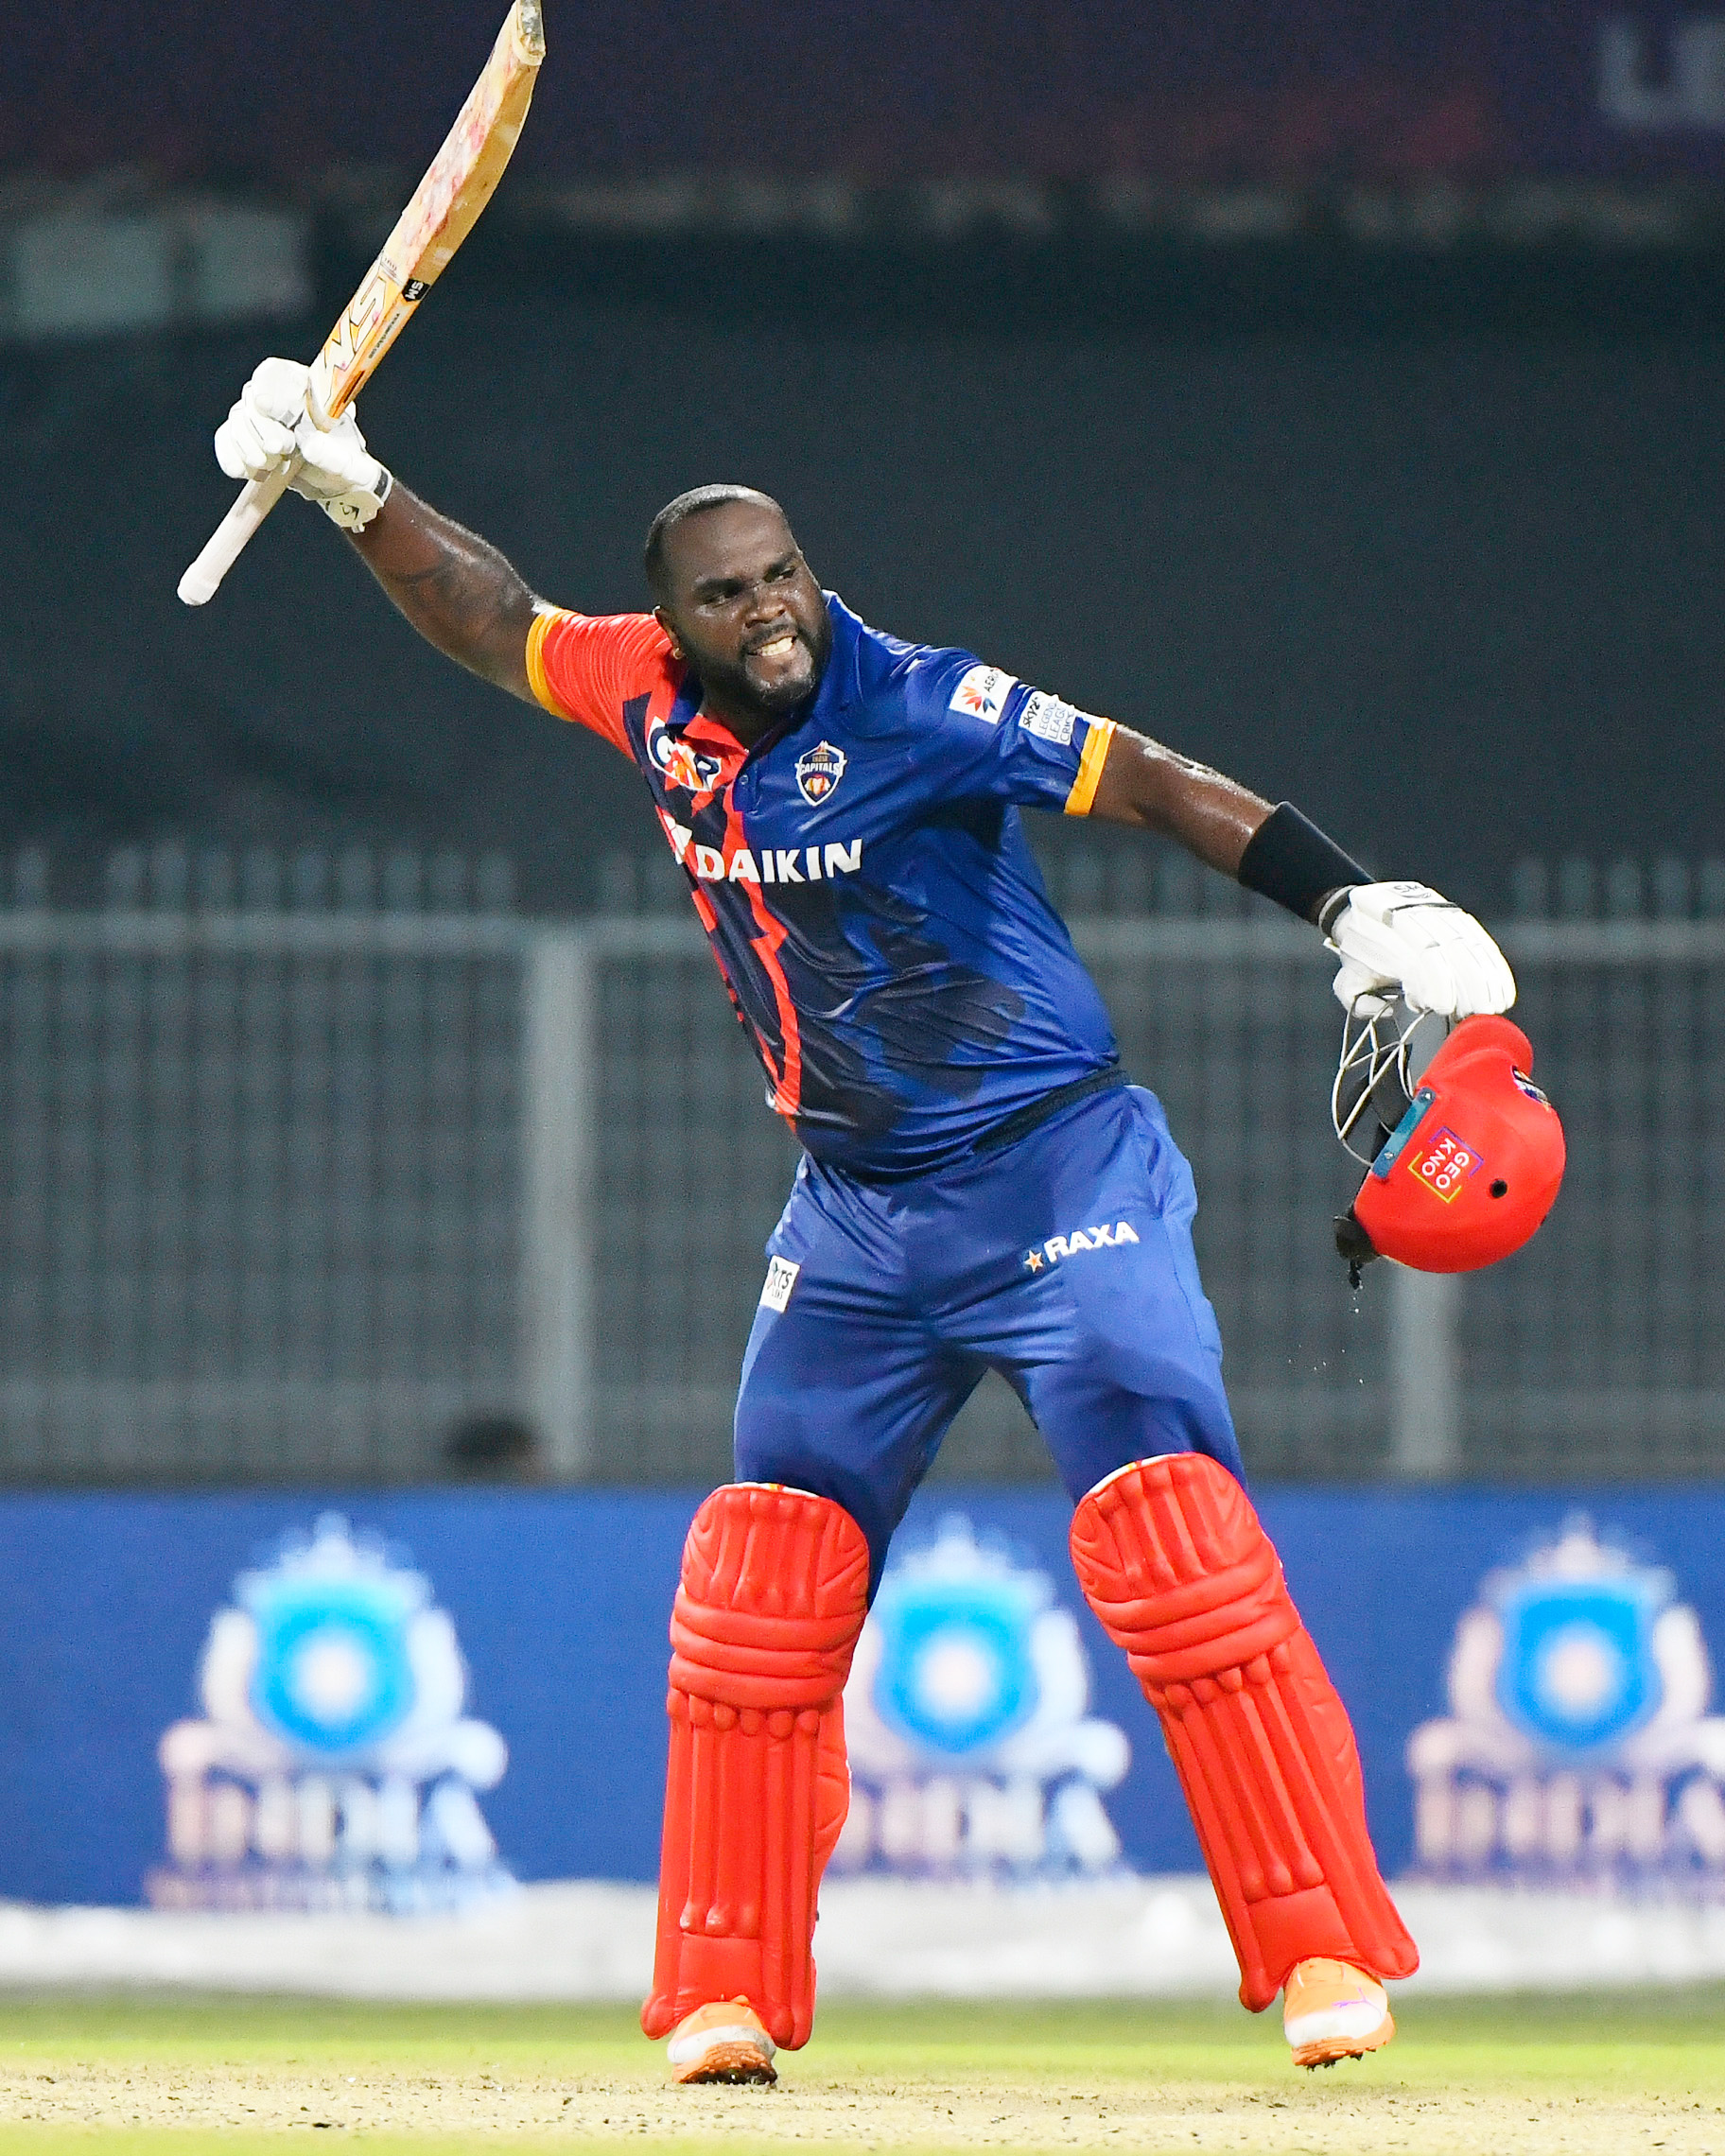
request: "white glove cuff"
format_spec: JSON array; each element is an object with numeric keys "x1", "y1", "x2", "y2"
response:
[{"x1": 318, "y1": 465, "x2": 393, "y2": 531}]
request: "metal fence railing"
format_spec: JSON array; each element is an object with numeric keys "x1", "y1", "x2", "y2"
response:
[
  {"x1": 0, "y1": 844, "x2": 1719, "y2": 1487},
  {"x1": 0, "y1": 848, "x2": 524, "y2": 1485}
]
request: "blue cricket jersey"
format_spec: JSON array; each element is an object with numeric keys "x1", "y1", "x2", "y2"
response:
[{"x1": 528, "y1": 592, "x2": 1123, "y2": 1179}]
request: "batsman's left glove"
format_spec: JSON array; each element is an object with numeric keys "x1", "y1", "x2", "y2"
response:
[
  {"x1": 1323, "y1": 880, "x2": 1515, "y2": 1018},
  {"x1": 214, "y1": 356, "x2": 392, "y2": 531}
]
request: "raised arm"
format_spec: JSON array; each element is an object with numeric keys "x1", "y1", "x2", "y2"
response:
[
  {"x1": 1087, "y1": 724, "x2": 1274, "y2": 880},
  {"x1": 211, "y1": 356, "x2": 542, "y2": 703},
  {"x1": 1084, "y1": 720, "x2": 1514, "y2": 1017},
  {"x1": 349, "y1": 484, "x2": 539, "y2": 703},
  {"x1": 1087, "y1": 722, "x2": 1364, "y2": 923}
]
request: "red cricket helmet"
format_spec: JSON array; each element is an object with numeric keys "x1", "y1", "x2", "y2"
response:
[{"x1": 1336, "y1": 1014, "x2": 1566, "y2": 1275}]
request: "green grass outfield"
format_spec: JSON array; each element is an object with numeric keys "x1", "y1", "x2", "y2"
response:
[{"x1": 0, "y1": 1990, "x2": 1720, "y2": 2153}]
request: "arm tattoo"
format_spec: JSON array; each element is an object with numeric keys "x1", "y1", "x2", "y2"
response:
[{"x1": 352, "y1": 487, "x2": 540, "y2": 698}]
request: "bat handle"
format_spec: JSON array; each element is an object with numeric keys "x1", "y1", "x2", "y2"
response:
[{"x1": 177, "y1": 463, "x2": 296, "y2": 606}]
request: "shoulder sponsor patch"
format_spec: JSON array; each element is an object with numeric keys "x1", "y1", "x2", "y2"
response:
[
  {"x1": 1019, "y1": 691, "x2": 1080, "y2": 746},
  {"x1": 760, "y1": 1255, "x2": 801, "y2": 1312},
  {"x1": 950, "y1": 664, "x2": 1019, "y2": 724}
]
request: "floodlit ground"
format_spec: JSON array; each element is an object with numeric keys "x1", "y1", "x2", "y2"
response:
[{"x1": 0, "y1": 1991, "x2": 1719, "y2": 2154}]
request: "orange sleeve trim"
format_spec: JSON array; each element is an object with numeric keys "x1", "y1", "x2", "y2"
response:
[
  {"x1": 525, "y1": 608, "x2": 574, "y2": 719},
  {"x1": 1064, "y1": 717, "x2": 1116, "y2": 817}
]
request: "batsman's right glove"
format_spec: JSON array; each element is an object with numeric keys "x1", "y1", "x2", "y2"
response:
[
  {"x1": 1323, "y1": 880, "x2": 1515, "y2": 1019},
  {"x1": 214, "y1": 357, "x2": 392, "y2": 531}
]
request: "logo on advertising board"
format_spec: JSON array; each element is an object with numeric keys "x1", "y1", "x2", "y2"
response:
[
  {"x1": 831, "y1": 1516, "x2": 1129, "y2": 1878},
  {"x1": 1407, "y1": 1519, "x2": 1725, "y2": 1894},
  {"x1": 149, "y1": 1516, "x2": 511, "y2": 1914}
]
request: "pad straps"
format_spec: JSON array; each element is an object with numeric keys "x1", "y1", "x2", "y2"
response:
[
  {"x1": 1071, "y1": 1453, "x2": 1418, "y2": 2009},
  {"x1": 642, "y1": 1484, "x2": 869, "y2": 2050}
]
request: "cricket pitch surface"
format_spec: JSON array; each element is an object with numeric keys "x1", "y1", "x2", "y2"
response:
[{"x1": 0, "y1": 1991, "x2": 1719, "y2": 2154}]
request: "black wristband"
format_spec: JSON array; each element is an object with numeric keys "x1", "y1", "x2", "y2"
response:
[{"x1": 1236, "y1": 803, "x2": 1370, "y2": 926}]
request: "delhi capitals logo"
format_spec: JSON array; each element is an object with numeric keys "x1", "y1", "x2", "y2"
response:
[
  {"x1": 1407, "y1": 1519, "x2": 1725, "y2": 1892},
  {"x1": 833, "y1": 1516, "x2": 1129, "y2": 1877},
  {"x1": 648, "y1": 718, "x2": 724, "y2": 796},
  {"x1": 794, "y1": 740, "x2": 846, "y2": 806},
  {"x1": 150, "y1": 1516, "x2": 511, "y2": 1914}
]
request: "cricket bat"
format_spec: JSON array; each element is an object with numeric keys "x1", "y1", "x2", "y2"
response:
[{"x1": 178, "y1": 0, "x2": 546, "y2": 606}]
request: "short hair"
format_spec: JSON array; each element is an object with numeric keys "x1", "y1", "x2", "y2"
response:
[{"x1": 643, "y1": 484, "x2": 786, "y2": 601}]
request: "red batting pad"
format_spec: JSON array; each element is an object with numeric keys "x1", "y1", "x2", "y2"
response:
[
  {"x1": 641, "y1": 1484, "x2": 869, "y2": 2050},
  {"x1": 1070, "y1": 1454, "x2": 1417, "y2": 2010}
]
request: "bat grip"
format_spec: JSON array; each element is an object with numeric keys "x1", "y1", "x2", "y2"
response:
[{"x1": 177, "y1": 464, "x2": 296, "y2": 606}]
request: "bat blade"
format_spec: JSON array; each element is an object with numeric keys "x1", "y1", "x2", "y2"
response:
[
  {"x1": 307, "y1": 0, "x2": 545, "y2": 426},
  {"x1": 178, "y1": 0, "x2": 545, "y2": 606}
]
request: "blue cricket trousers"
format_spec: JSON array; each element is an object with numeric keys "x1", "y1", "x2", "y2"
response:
[{"x1": 734, "y1": 1083, "x2": 1245, "y2": 1591}]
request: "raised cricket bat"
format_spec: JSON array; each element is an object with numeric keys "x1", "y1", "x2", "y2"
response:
[{"x1": 178, "y1": 0, "x2": 545, "y2": 606}]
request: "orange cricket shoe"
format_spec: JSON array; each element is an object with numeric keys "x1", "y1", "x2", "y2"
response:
[
  {"x1": 1281, "y1": 1958, "x2": 1396, "y2": 2070},
  {"x1": 665, "y1": 1997, "x2": 778, "y2": 2086}
]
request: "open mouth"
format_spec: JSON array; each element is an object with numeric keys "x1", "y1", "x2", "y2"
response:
[{"x1": 748, "y1": 632, "x2": 799, "y2": 662}]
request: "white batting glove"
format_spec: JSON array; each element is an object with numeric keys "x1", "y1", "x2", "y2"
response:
[
  {"x1": 214, "y1": 356, "x2": 392, "y2": 531},
  {"x1": 1325, "y1": 881, "x2": 1516, "y2": 1018}
]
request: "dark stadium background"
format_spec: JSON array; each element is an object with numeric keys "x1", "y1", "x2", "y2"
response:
[{"x1": 4, "y1": 0, "x2": 1723, "y2": 916}]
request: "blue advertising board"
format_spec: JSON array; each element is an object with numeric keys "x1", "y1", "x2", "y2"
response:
[{"x1": 1, "y1": 1484, "x2": 1722, "y2": 1908}]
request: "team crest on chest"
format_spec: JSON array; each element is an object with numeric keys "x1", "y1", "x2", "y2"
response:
[
  {"x1": 647, "y1": 717, "x2": 724, "y2": 796},
  {"x1": 795, "y1": 739, "x2": 846, "y2": 806}
]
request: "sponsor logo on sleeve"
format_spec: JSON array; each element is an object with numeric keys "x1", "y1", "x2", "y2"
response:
[
  {"x1": 1019, "y1": 691, "x2": 1080, "y2": 747},
  {"x1": 795, "y1": 740, "x2": 846, "y2": 805},
  {"x1": 950, "y1": 664, "x2": 1019, "y2": 724},
  {"x1": 760, "y1": 1255, "x2": 801, "y2": 1312}
]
